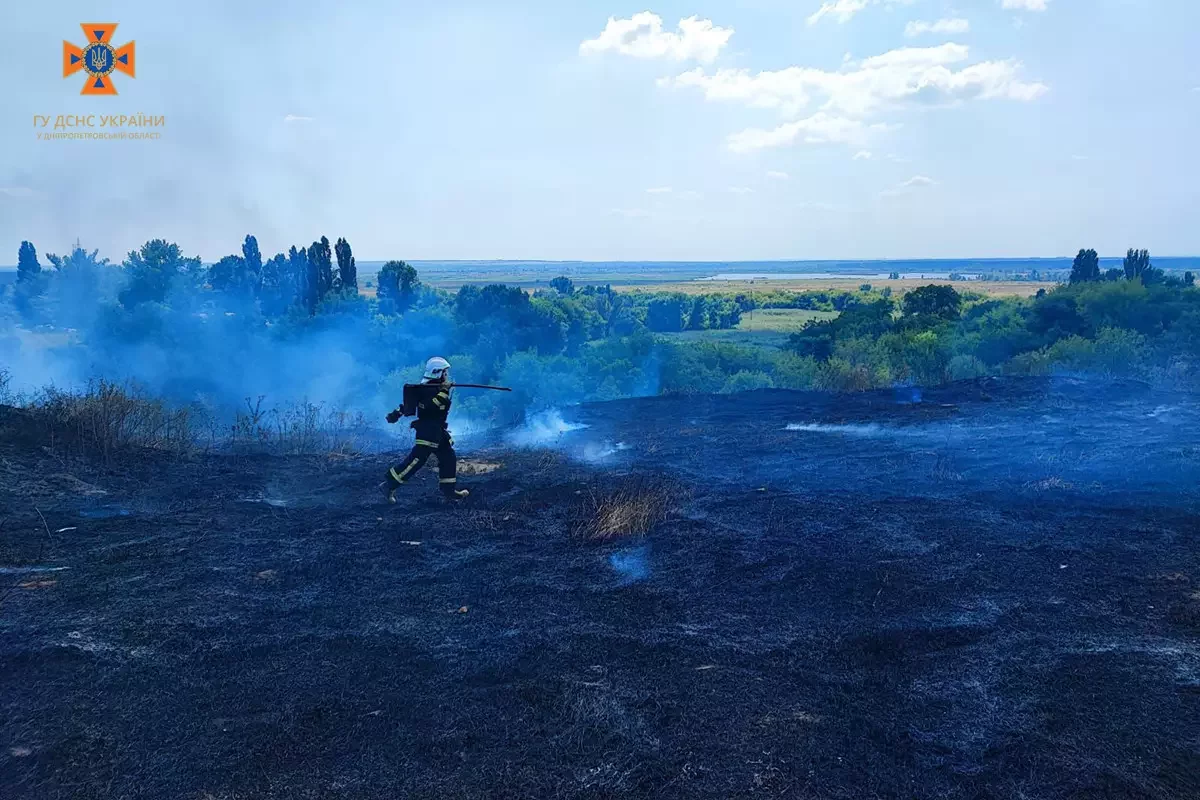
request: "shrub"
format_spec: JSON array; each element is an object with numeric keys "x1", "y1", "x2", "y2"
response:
[
  {"x1": 722, "y1": 370, "x2": 774, "y2": 393},
  {"x1": 29, "y1": 380, "x2": 196, "y2": 461},
  {"x1": 1008, "y1": 328, "x2": 1148, "y2": 377},
  {"x1": 947, "y1": 354, "x2": 988, "y2": 381},
  {"x1": 231, "y1": 396, "x2": 370, "y2": 455},
  {"x1": 771, "y1": 353, "x2": 819, "y2": 389},
  {"x1": 817, "y1": 358, "x2": 878, "y2": 392}
]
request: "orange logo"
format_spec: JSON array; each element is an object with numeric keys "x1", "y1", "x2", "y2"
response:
[{"x1": 63, "y1": 24, "x2": 135, "y2": 96}]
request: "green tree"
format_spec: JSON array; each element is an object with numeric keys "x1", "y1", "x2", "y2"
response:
[
  {"x1": 549, "y1": 275, "x2": 574, "y2": 295},
  {"x1": 397, "y1": 260, "x2": 420, "y2": 310},
  {"x1": 306, "y1": 236, "x2": 333, "y2": 308},
  {"x1": 787, "y1": 298, "x2": 894, "y2": 361},
  {"x1": 259, "y1": 253, "x2": 292, "y2": 315},
  {"x1": 1123, "y1": 248, "x2": 1151, "y2": 281},
  {"x1": 209, "y1": 254, "x2": 246, "y2": 293},
  {"x1": 334, "y1": 237, "x2": 357, "y2": 292},
  {"x1": 288, "y1": 245, "x2": 312, "y2": 313},
  {"x1": 686, "y1": 297, "x2": 706, "y2": 331},
  {"x1": 377, "y1": 260, "x2": 419, "y2": 314},
  {"x1": 646, "y1": 296, "x2": 684, "y2": 332},
  {"x1": 1141, "y1": 265, "x2": 1166, "y2": 286},
  {"x1": 45, "y1": 242, "x2": 110, "y2": 303},
  {"x1": 1185, "y1": 271, "x2": 1195, "y2": 287},
  {"x1": 14, "y1": 241, "x2": 43, "y2": 313},
  {"x1": 902, "y1": 285, "x2": 961, "y2": 320},
  {"x1": 17, "y1": 241, "x2": 41, "y2": 285},
  {"x1": 1028, "y1": 294, "x2": 1091, "y2": 341},
  {"x1": 1069, "y1": 248, "x2": 1100, "y2": 283},
  {"x1": 119, "y1": 239, "x2": 201, "y2": 308},
  {"x1": 242, "y1": 235, "x2": 263, "y2": 295}
]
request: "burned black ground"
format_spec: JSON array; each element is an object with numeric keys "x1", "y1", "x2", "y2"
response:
[{"x1": 2, "y1": 378, "x2": 1199, "y2": 799}]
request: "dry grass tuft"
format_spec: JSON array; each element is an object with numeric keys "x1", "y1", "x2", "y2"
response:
[
  {"x1": 458, "y1": 459, "x2": 502, "y2": 476},
  {"x1": 573, "y1": 479, "x2": 681, "y2": 543},
  {"x1": 1025, "y1": 476, "x2": 1074, "y2": 492}
]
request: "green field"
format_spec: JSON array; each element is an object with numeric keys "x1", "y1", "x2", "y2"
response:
[
  {"x1": 661, "y1": 308, "x2": 839, "y2": 350},
  {"x1": 736, "y1": 307, "x2": 839, "y2": 332}
]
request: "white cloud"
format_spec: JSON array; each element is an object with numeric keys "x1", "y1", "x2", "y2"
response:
[
  {"x1": 580, "y1": 13, "x2": 733, "y2": 63},
  {"x1": 727, "y1": 186, "x2": 755, "y2": 194},
  {"x1": 0, "y1": 186, "x2": 35, "y2": 197},
  {"x1": 766, "y1": 170, "x2": 790, "y2": 180},
  {"x1": 881, "y1": 174, "x2": 937, "y2": 196},
  {"x1": 1001, "y1": 0, "x2": 1048, "y2": 11},
  {"x1": 728, "y1": 113, "x2": 892, "y2": 153},
  {"x1": 645, "y1": 186, "x2": 673, "y2": 194},
  {"x1": 853, "y1": 150, "x2": 873, "y2": 160},
  {"x1": 807, "y1": 0, "x2": 913, "y2": 26},
  {"x1": 284, "y1": 114, "x2": 313, "y2": 123},
  {"x1": 1071, "y1": 154, "x2": 1089, "y2": 161},
  {"x1": 905, "y1": 18, "x2": 970, "y2": 37},
  {"x1": 661, "y1": 43, "x2": 1047, "y2": 122},
  {"x1": 678, "y1": 190, "x2": 703, "y2": 199},
  {"x1": 807, "y1": 0, "x2": 870, "y2": 25}
]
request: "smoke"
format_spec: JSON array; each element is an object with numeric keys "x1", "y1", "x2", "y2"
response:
[
  {"x1": 504, "y1": 409, "x2": 589, "y2": 448},
  {"x1": 785, "y1": 422, "x2": 891, "y2": 436},
  {"x1": 579, "y1": 440, "x2": 631, "y2": 464},
  {"x1": 609, "y1": 545, "x2": 650, "y2": 585},
  {"x1": 499, "y1": 408, "x2": 636, "y2": 468},
  {"x1": 1, "y1": 254, "x2": 675, "y2": 449}
]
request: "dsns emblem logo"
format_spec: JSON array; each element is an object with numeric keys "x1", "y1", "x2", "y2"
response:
[{"x1": 63, "y1": 23, "x2": 135, "y2": 95}]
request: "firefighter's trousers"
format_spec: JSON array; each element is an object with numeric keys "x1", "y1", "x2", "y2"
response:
[{"x1": 386, "y1": 437, "x2": 458, "y2": 495}]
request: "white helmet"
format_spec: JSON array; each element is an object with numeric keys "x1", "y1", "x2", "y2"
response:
[{"x1": 423, "y1": 356, "x2": 451, "y2": 381}]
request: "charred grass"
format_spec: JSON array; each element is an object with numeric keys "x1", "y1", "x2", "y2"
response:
[{"x1": 2, "y1": 378, "x2": 1200, "y2": 799}]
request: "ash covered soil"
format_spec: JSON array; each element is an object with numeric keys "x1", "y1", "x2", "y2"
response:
[{"x1": 2, "y1": 377, "x2": 1199, "y2": 799}]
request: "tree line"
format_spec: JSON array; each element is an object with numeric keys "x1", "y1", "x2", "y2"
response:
[
  {"x1": 8, "y1": 235, "x2": 756, "y2": 347},
  {"x1": 1069, "y1": 248, "x2": 1194, "y2": 287}
]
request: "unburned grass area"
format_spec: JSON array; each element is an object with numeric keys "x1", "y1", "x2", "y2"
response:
[{"x1": 661, "y1": 308, "x2": 841, "y2": 350}]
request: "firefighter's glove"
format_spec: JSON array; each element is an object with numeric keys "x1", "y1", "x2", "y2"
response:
[{"x1": 386, "y1": 409, "x2": 402, "y2": 424}]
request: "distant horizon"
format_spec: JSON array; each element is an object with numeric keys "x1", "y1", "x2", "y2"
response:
[{"x1": 4, "y1": 254, "x2": 1200, "y2": 271}]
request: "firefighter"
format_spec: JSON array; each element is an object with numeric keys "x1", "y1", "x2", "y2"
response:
[{"x1": 382, "y1": 357, "x2": 470, "y2": 502}]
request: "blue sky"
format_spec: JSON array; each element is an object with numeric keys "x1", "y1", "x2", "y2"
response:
[{"x1": 2, "y1": 0, "x2": 1198, "y2": 262}]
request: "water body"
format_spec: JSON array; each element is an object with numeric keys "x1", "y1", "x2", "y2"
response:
[{"x1": 700, "y1": 271, "x2": 982, "y2": 281}]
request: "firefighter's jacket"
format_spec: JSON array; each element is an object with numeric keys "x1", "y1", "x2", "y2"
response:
[{"x1": 408, "y1": 381, "x2": 453, "y2": 447}]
